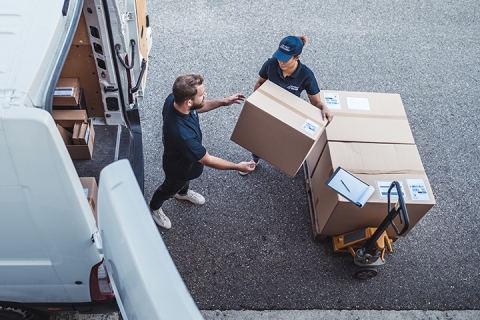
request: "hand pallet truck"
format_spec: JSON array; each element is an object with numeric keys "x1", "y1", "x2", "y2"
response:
[{"x1": 332, "y1": 181, "x2": 410, "y2": 280}]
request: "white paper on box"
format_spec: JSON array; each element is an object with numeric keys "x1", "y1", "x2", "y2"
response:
[
  {"x1": 346, "y1": 97, "x2": 370, "y2": 110},
  {"x1": 376, "y1": 181, "x2": 407, "y2": 199},
  {"x1": 324, "y1": 92, "x2": 341, "y2": 110},
  {"x1": 54, "y1": 87, "x2": 75, "y2": 97},
  {"x1": 84, "y1": 123, "x2": 91, "y2": 144},
  {"x1": 326, "y1": 167, "x2": 375, "y2": 207},
  {"x1": 83, "y1": 188, "x2": 89, "y2": 197},
  {"x1": 301, "y1": 119, "x2": 319, "y2": 135},
  {"x1": 407, "y1": 179, "x2": 430, "y2": 200}
]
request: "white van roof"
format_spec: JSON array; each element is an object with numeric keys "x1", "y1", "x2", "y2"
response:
[{"x1": 0, "y1": 0, "x2": 81, "y2": 108}]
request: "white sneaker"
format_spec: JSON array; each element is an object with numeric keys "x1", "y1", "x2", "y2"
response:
[
  {"x1": 174, "y1": 190, "x2": 205, "y2": 205},
  {"x1": 151, "y1": 208, "x2": 171, "y2": 229}
]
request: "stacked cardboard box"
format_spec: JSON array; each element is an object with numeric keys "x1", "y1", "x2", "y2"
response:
[
  {"x1": 231, "y1": 85, "x2": 435, "y2": 239},
  {"x1": 231, "y1": 80, "x2": 327, "y2": 177},
  {"x1": 53, "y1": 78, "x2": 87, "y2": 112},
  {"x1": 53, "y1": 78, "x2": 81, "y2": 107},
  {"x1": 80, "y1": 177, "x2": 98, "y2": 225},
  {"x1": 305, "y1": 90, "x2": 435, "y2": 239},
  {"x1": 54, "y1": 110, "x2": 95, "y2": 160}
]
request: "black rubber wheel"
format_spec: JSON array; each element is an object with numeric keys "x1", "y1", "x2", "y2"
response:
[
  {"x1": 354, "y1": 267, "x2": 378, "y2": 280},
  {"x1": 0, "y1": 305, "x2": 49, "y2": 320}
]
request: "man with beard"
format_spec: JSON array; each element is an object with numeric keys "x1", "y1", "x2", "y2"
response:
[{"x1": 149, "y1": 74, "x2": 255, "y2": 229}]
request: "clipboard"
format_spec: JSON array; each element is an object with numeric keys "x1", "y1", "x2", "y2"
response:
[{"x1": 326, "y1": 167, "x2": 375, "y2": 208}]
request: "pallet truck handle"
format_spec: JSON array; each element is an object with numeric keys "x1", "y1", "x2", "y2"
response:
[
  {"x1": 359, "y1": 181, "x2": 410, "y2": 256},
  {"x1": 388, "y1": 181, "x2": 410, "y2": 236}
]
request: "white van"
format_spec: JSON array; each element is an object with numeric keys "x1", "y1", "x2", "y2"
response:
[{"x1": 0, "y1": 0, "x2": 202, "y2": 319}]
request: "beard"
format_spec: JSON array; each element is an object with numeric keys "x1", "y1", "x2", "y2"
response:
[{"x1": 190, "y1": 99, "x2": 205, "y2": 111}]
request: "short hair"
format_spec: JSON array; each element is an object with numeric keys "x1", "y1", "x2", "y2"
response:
[{"x1": 172, "y1": 74, "x2": 204, "y2": 104}]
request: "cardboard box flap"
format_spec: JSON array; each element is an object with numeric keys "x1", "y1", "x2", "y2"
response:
[
  {"x1": 260, "y1": 80, "x2": 328, "y2": 122},
  {"x1": 247, "y1": 93, "x2": 323, "y2": 140},
  {"x1": 329, "y1": 142, "x2": 425, "y2": 173},
  {"x1": 321, "y1": 90, "x2": 407, "y2": 117},
  {"x1": 325, "y1": 116, "x2": 415, "y2": 145}
]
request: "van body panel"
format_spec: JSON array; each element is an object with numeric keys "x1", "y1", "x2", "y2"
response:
[
  {"x1": 98, "y1": 160, "x2": 203, "y2": 320},
  {"x1": 0, "y1": 0, "x2": 82, "y2": 110},
  {"x1": 0, "y1": 105, "x2": 102, "y2": 303}
]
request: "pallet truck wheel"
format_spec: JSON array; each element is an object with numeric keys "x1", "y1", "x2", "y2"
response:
[{"x1": 354, "y1": 267, "x2": 378, "y2": 280}]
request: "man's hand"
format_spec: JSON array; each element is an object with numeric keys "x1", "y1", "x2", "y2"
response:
[
  {"x1": 224, "y1": 93, "x2": 246, "y2": 106},
  {"x1": 237, "y1": 160, "x2": 256, "y2": 174},
  {"x1": 322, "y1": 106, "x2": 334, "y2": 125},
  {"x1": 199, "y1": 94, "x2": 246, "y2": 113}
]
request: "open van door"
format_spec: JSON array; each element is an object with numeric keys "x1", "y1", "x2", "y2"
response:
[{"x1": 98, "y1": 160, "x2": 202, "y2": 319}]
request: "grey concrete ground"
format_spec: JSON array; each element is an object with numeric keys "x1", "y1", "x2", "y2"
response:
[
  {"x1": 52, "y1": 310, "x2": 480, "y2": 320},
  {"x1": 140, "y1": 0, "x2": 480, "y2": 312},
  {"x1": 55, "y1": 0, "x2": 480, "y2": 319}
]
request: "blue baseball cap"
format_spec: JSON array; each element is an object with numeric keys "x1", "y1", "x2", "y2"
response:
[{"x1": 272, "y1": 36, "x2": 303, "y2": 62}]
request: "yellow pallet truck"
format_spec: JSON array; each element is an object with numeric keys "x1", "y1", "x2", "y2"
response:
[{"x1": 332, "y1": 181, "x2": 410, "y2": 280}]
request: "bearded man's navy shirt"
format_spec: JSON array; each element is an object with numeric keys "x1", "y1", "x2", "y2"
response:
[
  {"x1": 162, "y1": 93, "x2": 206, "y2": 181},
  {"x1": 259, "y1": 58, "x2": 320, "y2": 97}
]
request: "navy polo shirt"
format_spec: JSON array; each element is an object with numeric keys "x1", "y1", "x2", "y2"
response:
[
  {"x1": 162, "y1": 93, "x2": 207, "y2": 181},
  {"x1": 258, "y1": 58, "x2": 320, "y2": 97}
]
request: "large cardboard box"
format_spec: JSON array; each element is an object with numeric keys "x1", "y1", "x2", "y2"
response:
[
  {"x1": 53, "y1": 78, "x2": 81, "y2": 106},
  {"x1": 56, "y1": 119, "x2": 95, "y2": 160},
  {"x1": 305, "y1": 91, "x2": 415, "y2": 177},
  {"x1": 80, "y1": 177, "x2": 98, "y2": 225},
  {"x1": 310, "y1": 141, "x2": 435, "y2": 238},
  {"x1": 231, "y1": 80, "x2": 327, "y2": 177}
]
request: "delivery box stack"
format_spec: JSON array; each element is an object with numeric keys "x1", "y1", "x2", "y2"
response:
[
  {"x1": 304, "y1": 90, "x2": 435, "y2": 239},
  {"x1": 54, "y1": 109, "x2": 95, "y2": 160},
  {"x1": 231, "y1": 83, "x2": 435, "y2": 240}
]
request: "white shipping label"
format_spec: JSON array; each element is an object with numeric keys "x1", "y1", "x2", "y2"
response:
[
  {"x1": 323, "y1": 92, "x2": 341, "y2": 110},
  {"x1": 83, "y1": 188, "x2": 89, "y2": 197},
  {"x1": 84, "y1": 124, "x2": 91, "y2": 144},
  {"x1": 301, "y1": 119, "x2": 319, "y2": 135},
  {"x1": 407, "y1": 179, "x2": 430, "y2": 201},
  {"x1": 54, "y1": 87, "x2": 75, "y2": 97},
  {"x1": 376, "y1": 181, "x2": 407, "y2": 199},
  {"x1": 346, "y1": 97, "x2": 370, "y2": 110}
]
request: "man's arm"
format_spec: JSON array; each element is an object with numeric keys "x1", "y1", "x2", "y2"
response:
[
  {"x1": 199, "y1": 152, "x2": 255, "y2": 173},
  {"x1": 308, "y1": 93, "x2": 334, "y2": 125},
  {"x1": 197, "y1": 94, "x2": 246, "y2": 114},
  {"x1": 254, "y1": 77, "x2": 267, "y2": 92}
]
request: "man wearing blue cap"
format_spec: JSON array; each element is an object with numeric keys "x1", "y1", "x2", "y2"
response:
[{"x1": 240, "y1": 35, "x2": 334, "y2": 175}]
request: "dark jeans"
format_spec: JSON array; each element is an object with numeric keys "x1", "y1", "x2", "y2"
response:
[{"x1": 149, "y1": 176, "x2": 190, "y2": 211}]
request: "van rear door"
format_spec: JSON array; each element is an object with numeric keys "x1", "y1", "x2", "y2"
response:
[{"x1": 97, "y1": 159, "x2": 202, "y2": 319}]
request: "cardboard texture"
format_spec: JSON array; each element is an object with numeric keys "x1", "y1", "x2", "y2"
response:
[
  {"x1": 310, "y1": 141, "x2": 435, "y2": 238},
  {"x1": 56, "y1": 119, "x2": 95, "y2": 160},
  {"x1": 53, "y1": 78, "x2": 81, "y2": 106},
  {"x1": 72, "y1": 122, "x2": 82, "y2": 145},
  {"x1": 306, "y1": 91, "x2": 416, "y2": 178},
  {"x1": 79, "y1": 122, "x2": 89, "y2": 145},
  {"x1": 80, "y1": 177, "x2": 98, "y2": 224},
  {"x1": 56, "y1": 124, "x2": 73, "y2": 145},
  {"x1": 53, "y1": 109, "x2": 87, "y2": 128},
  {"x1": 231, "y1": 80, "x2": 327, "y2": 177}
]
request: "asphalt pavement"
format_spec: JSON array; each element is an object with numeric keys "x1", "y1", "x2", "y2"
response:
[
  {"x1": 56, "y1": 0, "x2": 480, "y2": 318},
  {"x1": 137, "y1": 0, "x2": 480, "y2": 313}
]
